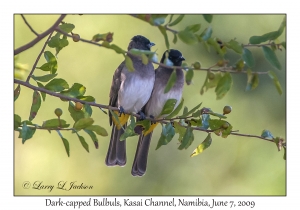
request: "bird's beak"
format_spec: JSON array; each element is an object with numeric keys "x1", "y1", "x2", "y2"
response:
[
  {"x1": 180, "y1": 56, "x2": 185, "y2": 61},
  {"x1": 147, "y1": 42, "x2": 155, "y2": 49}
]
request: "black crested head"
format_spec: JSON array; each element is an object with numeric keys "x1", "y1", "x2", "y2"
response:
[
  {"x1": 128, "y1": 35, "x2": 155, "y2": 51},
  {"x1": 161, "y1": 49, "x2": 185, "y2": 66}
]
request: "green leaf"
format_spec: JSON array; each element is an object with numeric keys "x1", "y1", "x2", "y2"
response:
[
  {"x1": 14, "y1": 85, "x2": 20, "y2": 101},
  {"x1": 173, "y1": 33, "x2": 177, "y2": 44},
  {"x1": 21, "y1": 122, "x2": 36, "y2": 144},
  {"x1": 109, "y1": 44, "x2": 126, "y2": 54},
  {"x1": 85, "y1": 125, "x2": 108, "y2": 136},
  {"x1": 209, "y1": 119, "x2": 232, "y2": 138},
  {"x1": 262, "y1": 46, "x2": 282, "y2": 70},
  {"x1": 60, "y1": 83, "x2": 86, "y2": 98},
  {"x1": 120, "y1": 115, "x2": 137, "y2": 140},
  {"x1": 59, "y1": 23, "x2": 75, "y2": 33},
  {"x1": 181, "y1": 102, "x2": 202, "y2": 118},
  {"x1": 41, "y1": 51, "x2": 58, "y2": 74},
  {"x1": 178, "y1": 30, "x2": 198, "y2": 45},
  {"x1": 159, "y1": 99, "x2": 177, "y2": 116},
  {"x1": 249, "y1": 17, "x2": 286, "y2": 44},
  {"x1": 125, "y1": 55, "x2": 135, "y2": 72},
  {"x1": 185, "y1": 69, "x2": 194, "y2": 85},
  {"x1": 225, "y1": 39, "x2": 243, "y2": 54},
  {"x1": 42, "y1": 119, "x2": 70, "y2": 129},
  {"x1": 205, "y1": 72, "x2": 222, "y2": 90},
  {"x1": 76, "y1": 95, "x2": 95, "y2": 102},
  {"x1": 281, "y1": 41, "x2": 286, "y2": 49},
  {"x1": 92, "y1": 32, "x2": 114, "y2": 42},
  {"x1": 84, "y1": 129, "x2": 99, "y2": 149},
  {"x1": 190, "y1": 133, "x2": 212, "y2": 157},
  {"x1": 261, "y1": 129, "x2": 274, "y2": 139},
  {"x1": 245, "y1": 71, "x2": 259, "y2": 91},
  {"x1": 76, "y1": 133, "x2": 89, "y2": 153},
  {"x1": 14, "y1": 114, "x2": 22, "y2": 130},
  {"x1": 31, "y1": 74, "x2": 58, "y2": 82},
  {"x1": 268, "y1": 71, "x2": 282, "y2": 95},
  {"x1": 156, "y1": 123, "x2": 175, "y2": 150},
  {"x1": 56, "y1": 131, "x2": 70, "y2": 157},
  {"x1": 129, "y1": 48, "x2": 155, "y2": 56},
  {"x1": 135, "y1": 119, "x2": 151, "y2": 133},
  {"x1": 242, "y1": 48, "x2": 255, "y2": 68},
  {"x1": 168, "y1": 14, "x2": 184, "y2": 26},
  {"x1": 36, "y1": 82, "x2": 46, "y2": 101},
  {"x1": 83, "y1": 104, "x2": 92, "y2": 117},
  {"x1": 36, "y1": 51, "x2": 58, "y2": 73},
  {"x1": 48, "y1": 33, "x2": 69, "y2": 55},
  {"x1": 178, "y1": 126, "x2": 194, "y2": 150},
  {"x1": 167, "y1": 98, "x2": 184, "y2": 119},
  {"x1": 215, "y1": 72, "x2": 232, "y2": 100},
  {"x1": 203, "y1": 14, "x2": 213, "y2": 23},
  {"x1": 158, "y1": 25, "x2": 170, "y2": 50},
  {"x1": 73, "y1": 117, "x2": 94, "y2": 130},
  {"x1": 207, "y1": 38, "x2": 225, "y2": 57},
  {"x1": 164, "y1": 70, "x2": 177, "y2": 93},
  {"x1": 29, "y1": 91, "x2": 42, "y2": 121},
  {"x1": 206, "y1": 110, "x2": 227, "y2": 119},
  {"x1": 168, "y1": 14, "x2": 174, "y2": 24},
  {"x1": 200, "y1": 26, "x2": 212, "y2": 41},
  {"x1": 185, "y1": 24, "x2": 201, "y2": 33},
  {"x1": 173, "y1": 121, "x2": 185, "y2": 143},
  {"x1": 45, "y1": 78, "x2": 69, "y2": 92},
  {"x1": 141, "y1": 53, "x2": 148, "y2": 65},
  {"x1": 182, "y1": 106, "x2": 188, "y2": 116}
]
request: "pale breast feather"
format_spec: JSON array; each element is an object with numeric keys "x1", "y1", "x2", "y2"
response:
[{"x1": 118, "y1": 69, "x2": 155, "y2": 113}]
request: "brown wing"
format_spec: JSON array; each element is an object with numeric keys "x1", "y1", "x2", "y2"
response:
[{"x1": 109, "y1": 61, "x2": 125, "y2": 125}]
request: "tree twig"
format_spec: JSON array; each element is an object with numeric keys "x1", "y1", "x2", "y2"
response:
[
  {"x1": 14, "y1": 14, "x2": 66, "y2": 55},
  {"x1": 26, "y1": 32, "x2": 54, "y2": 83},
  {"x1": 21, "y1": 14, "x2": 39, "y2": 36},
  {"x1": 14, "y1": 78, "x2": 279, "y2": 144},
  {"x1": 54, "y1": 27, "x2": 269, "y2": 75}
]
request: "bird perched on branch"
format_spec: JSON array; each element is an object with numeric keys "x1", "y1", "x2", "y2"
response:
[
  {"x1": 106, "y1": 35, "x2": 155, "y2": 166},
  {"x1": 132, "y1": 49, "x2": 185, "y2": 176}
]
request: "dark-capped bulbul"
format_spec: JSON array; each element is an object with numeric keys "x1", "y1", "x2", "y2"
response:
[
  {"x1": 105, "y1": 35, "x2": 155, "y2": 166},
  {"x1": 131, "y1": 49, "x2": 185, "y2": 176}
]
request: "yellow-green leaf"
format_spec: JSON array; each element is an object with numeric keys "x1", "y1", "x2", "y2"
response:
[
  {"x1": 203, "y1": 15, "x2": 213, "y2": 23},
  {"x1": 158, "y1": 25, "x2": 170, "y2": 50},
  {"x1": 178, "y1": 30, "x2": 198, "y2": 45},
  {"x1": 167, "y1": 98, "x2": 184, "y2": 119},
  {"x1": 190, "y1": 133, "x2": 212, "y2": 157},
  {"x1": 73, "y1": 118, "x2": 94, "y2": 130},
  {"x1": 169, "y1": 14, "x2": 185, "y2": 26},
  {"x1": 164, "y1": 69, "x2": 177, "y2": 93},
  {"x1": 125, "y1": 55, "x2": 135, "y2": 72},
  {"x1": 268, "y1": 71, "x2": 283, "y2": 95},
  {"x1": 159, "y1": 99, "x2": 177, "y2": 117},
  {"x1": 85, "y1": 125, "x2": 108, "y2": 136},
  {"x1": 215, "y1": 72, "x2": 232, "y2": 100}
]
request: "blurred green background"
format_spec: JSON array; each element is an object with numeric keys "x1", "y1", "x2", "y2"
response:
[{"x1": 14, "y1": 14, "x2": 286, "y2": 195}]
